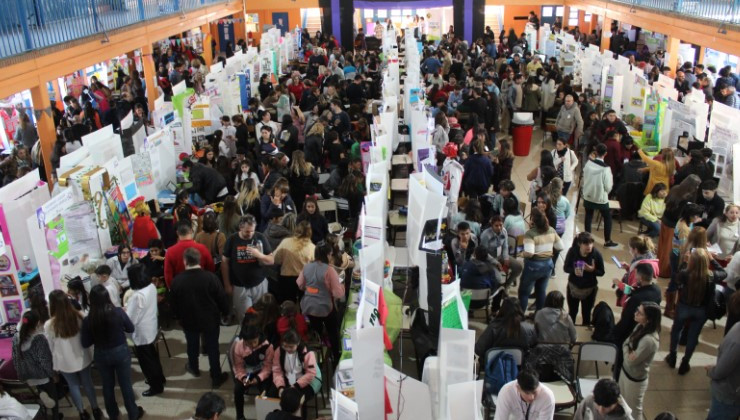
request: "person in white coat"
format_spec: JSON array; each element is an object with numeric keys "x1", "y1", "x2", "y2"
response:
[
  {"x1": 125, "y1": 264, "x2": 165, "y2": 397},
  {"x1": 494, "y1": 370, "x2": 555, "y2": 420},
  {"x1": 441, "y1": 143, "x2": 464, "y2": 217},
  {"x1": 551, "y1": 137, "x2": 579, "y2": 194},
  {"x1": 106, "y1": 245, "x2": 138, "y2": 290},
  {"x1": 45, "y1": 290, "x2": 102, "y2": 420}
]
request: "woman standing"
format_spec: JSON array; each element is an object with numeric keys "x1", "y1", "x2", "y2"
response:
[
  {"x1": 657, "y1": 175, "x2": 701, "y2": 279},
  {"x1": 638, "y1": 147, "x2": 676, "y2": 195},
  {"x1": 296, "y1": 197, "x2": 329, "y2": 245},
  {"x1": 666, "y1": 249, "x2": 726, "y2": 375},
  {"x1": 519, "y1": 208, "x2": 564, "y2": 312},
  {"x1": 125, "y1": 265, "x2": 166, "y2": 397},
  {"x1": 12, "y1": 311, "x2": 60, "y2": 419},
  {"x1": 106, "y1": 245, "x2": 138, "y2": 291},
  {"x1": 297, "y1": 242, "x2": 345, "y2": 364},
  {"x1": 551, "y1": 138, "x2": 579, "y2": 194},
  {"x1": 196, "y1": 212, "x2": 226, "y2": 269},
  {"x1": 707, "y1": 204, "x2": 740, "y2": 263},
  {"x1": 81, "y1": 285, "x2": 143, "y2": 420},
  {"x1": 491, "y1": 139, "x2": 514, "y2": 190},
  {"x1": 236, "y1": 178, "x2": 261, "y2": 222},
  {"x1": 563, "y1": 232, "x2": 605, "y2": 326},
  {"x1": 217, "y1": 196, "x2": 241, "y2": 238},
  {"x1": 288, "y1": 151, "x2": 319, "y2": 212},
  {"x1": 431, "y1": 112, "x2": 450, "y2": 159},
  {"x1": 45, "y1": 290, "x2": 102, "y2": 420},
  {"x1": 613, "y1": 236, "x2": 660, "y2": 308},
  {"x1": 619, "y1": 302, "x2": 661, "y2": 420},
  {"x1": 273, "y1": 221, "x2": 316, "y2": 304}
]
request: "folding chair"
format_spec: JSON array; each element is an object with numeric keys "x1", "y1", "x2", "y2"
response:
[
  {"x1": 156, "y1": 328, "x2": 171, "y2": 358},
  {"x1": 317, "y1": 199, "x2": 338, "y2": 223},
  {"x1": 482, "y1": 347, "x2": 524, "y2": 419},
  {"x1": 575, "y1": 342, "x2": 618, "y2": 403},
  {"x1": 463, "y1": 287, "x2": 504, "y2": 323}
]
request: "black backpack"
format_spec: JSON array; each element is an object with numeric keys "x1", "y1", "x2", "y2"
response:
[
  {"x1": 591, "y1": 301, "x2": 615, "y2": 342},
  {"x1": 706, "y1": 286, "x2": 727, "y2": 321}
]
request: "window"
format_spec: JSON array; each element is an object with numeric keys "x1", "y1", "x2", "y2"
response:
[
  {"x1": 585, "y1": 12, "x2": 592, "y2": 20},
  {"x1": 555, "y1": 7, "x2": 564, "y2": 17},
  {"x1": 568, "y1": 9, "x2": 579, "y2": 27},
  {"x1": 377, "y1": 9, "x2": 387, "y2": 18},
  {"x1": 402, "y1": 9, "x2": 412, "y2": 17},
  {"x1": 364, "y1": 9, "x2": 374, "y2": 18},
  {"x1": 391, "y1": 9, "x2": 401, "y2": 16}
]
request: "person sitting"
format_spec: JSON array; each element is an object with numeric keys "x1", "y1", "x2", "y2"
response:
[
  {"x1": 638, "y1": 183, "x2": 667, "y2": 238},
  {"x1": 475, "y1": 297, "x2": 537, "y2": 358},
  {"x1": 106, "y1": 245, "x2": 138, "y2": 291},
  {"x1": 95, "y1": 264, "x2": 122, "y2": 307},
  {"x1": 490, "y1": 180, "x2": 519, "y2": 216},
  {"x1": 276, "y1": 301, "x2": 309, "y2": 342},
  {"x1": 480, "y1": 215, "x2": 523, "y2": 287},
  {"x1": 503, "y1": 197, "x2": 527, "y2": 238},
  {"x1": 574, "y1": 378, "x2": 633, "y2": 420},
  {"x1": 492, "y1": 370, "x2": 555, "y2": 420},
  {"x1": 231, "y1": 319, "x2": 274, "y2": 420},
  {"x1": 460, "y1": 245, "x2": 500, "y2": 290},
  {"x1": 450, "y1": 222, "x2": 478, "y2": 274},
  {"x1": 270, "y1": 330, "x2": 317, "y2": 402},
  {"x1": 534, "y1": 291, "x2": 576, "y2": 346},
  {"x1": 187, "y1": 392, "x2": 225, "y2": 420},
  {"x1": 266, "y1": 387, "x2": 305, "y2": 420}
]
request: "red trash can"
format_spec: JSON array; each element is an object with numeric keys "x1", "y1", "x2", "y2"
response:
[{"x1": 512, "y1": 124, "x2": 534, "y2": 156}]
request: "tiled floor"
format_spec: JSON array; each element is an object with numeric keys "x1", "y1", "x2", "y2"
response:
[{"x1": 54, "y1": 128, "x2": 720, "y2": 420}]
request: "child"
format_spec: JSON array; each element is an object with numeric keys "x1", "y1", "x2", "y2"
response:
[
  {"x1": 276, "y1": 301, "x2": 309, "y2": 342},
  {"x1": 66, "y1": 277, "x2": 90, "y2": 315},
  {"x1": 270, "y1": 330, "x2": 317, "y2": 401},
  {"x1": 638, "y1": 183, "x2": 667, "y2": 238},
  {"x1": 296, "y1": 196, "x2": 329, "y2": 244},
  {"x1": 231, "y1": 318, "x2": 274, "y2": 420},
  {"x1": 95, "y1": 264, "x2": 121, "y2": 307}
]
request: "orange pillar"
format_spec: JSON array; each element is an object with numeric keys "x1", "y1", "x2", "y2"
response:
[
  {"x1": 127, "y1": 51, "x2": 137, "y2": 76},
  {"x1": 665, "y1": 35, "x2": 681, "y2": 76},
  {"x1": 601, "y1": 16, "x2": 613, "y2": 52},
  {"x1": 563, "y1": 6, "x2": 571, "y2": 29},
  {"x1": 30, "y1": 83, "x2": 57, "y2": 185},
  {"x1": 201, "y1": 23, "x2": 213, "y2": 67},
  {"x1": 589, "y1": 13, "x2": 598, "y2": 35},
  {"x1": 698, "y1": 46, "x2": 705, "y2": 65},
  {"x1": 141, "y1": 43, "x2": 158, "y2": 117}
]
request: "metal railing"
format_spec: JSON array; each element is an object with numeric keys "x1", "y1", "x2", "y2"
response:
[
  {"x1": 613, "y1": 0, "x2": 740, "y2": 24},
  {"x1": 1, "y1": 0, "x2": 229, "y2": 60}
]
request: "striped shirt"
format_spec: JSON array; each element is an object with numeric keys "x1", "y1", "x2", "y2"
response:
[{"x1": 523, "y1": 227, "x2": 564, "y2": 260}]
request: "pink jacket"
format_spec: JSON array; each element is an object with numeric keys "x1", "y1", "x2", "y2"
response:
[
  {"x1": 231, "y1": 339, "x2": 273, "y2": 384},
  {"x1": 617, "y1": 258, "x2": 660, "y2": 306},
  {"x1": 272, "y1": 346, "x2": 317, "y2": 389}
]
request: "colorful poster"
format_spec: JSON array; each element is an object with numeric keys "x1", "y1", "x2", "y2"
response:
[
  {"x1": 0, "y1": 274, "x2": 18, "y2": 297},
  {"x1": 132, "y1": 152, "x2": 154, "y2": 187},
  {"x1": 3, "y1": 300, "x2": 22, "y2": 323},
  {"x1": 36, "y1": 188, "x2": 75, "y2": 290},
  {"x1": 105, "y1": 183, "x2": 134, "y2": 246}
]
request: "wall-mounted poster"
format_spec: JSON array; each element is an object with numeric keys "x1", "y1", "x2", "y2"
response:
[
  {"x1": 272, "y1": 13, "x2": 289, "y2": 36},
  {"x1": 3, "y1": 300, "x2": 22, "y2": 323},
  {"x1": 0, "y1": 274, "x2": 18, "y2": 297}
]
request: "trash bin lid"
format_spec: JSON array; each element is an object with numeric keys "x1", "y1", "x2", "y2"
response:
[{"x1": 512, "y1": 112, "x2": 534, "y2": 125}]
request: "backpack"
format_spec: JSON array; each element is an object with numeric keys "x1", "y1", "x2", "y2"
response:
[
  {"x1": 706, "y1": 285, "x2": 727, "y2": 321},
  {"x1": 591, "y1": 301, "x2": 615, "y2": 342},
  {"x1": 484, "y1": 352, "x2": 518, "y2": 395}
]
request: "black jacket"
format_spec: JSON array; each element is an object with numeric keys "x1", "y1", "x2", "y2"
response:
[
  {"x1": 696, "y1": 194, "x2": 725, "y2": 228},
  {"x1": 595, "y1": 118, "x2": 631, "y2": 143},
  {"x1": 188, "y1": 163, "x2": 227, "y2": 204},
  {"x1": 675, "y1": 161, "x2": 713, "y2": 185},
  {"x1": 170, "y1": 268, "x2": 229, "y2": 332},
  {"x1": 611, "y1": 283, "x2": 661, "y2": 345}
]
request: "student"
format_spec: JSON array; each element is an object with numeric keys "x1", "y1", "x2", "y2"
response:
[
  {"x1": 707, "y1": 204, "x2": 740, "y2": 261},
  {"x1": 582, "y1": 143, "x2": 617, "y2": 247},
  {"x1": 106, "y1": 245, "x2": 138, "y2": 290},
  {"x1": 459, "y1": 245, "x2": 500, "y2": 290},
  {"x1": 186, "y1": 392, "x2": 225, "y2": 420},
  {"x1": 479, "y1": 215, "x2": 523, "y2": 287},
  {"x1": 67, "y1": 276, "x2": 91, "y2": 315},
  {"x1": 45, "y1": 290, "x2": 102, "y2": 420},
  {"x1": 266, "y1": 387, "x2": 304, "y2": 420},
  {"x1": 95, "y1": 265, "x2": 122, "y2": 307},
  {"x1": 534, "y1": 290, "x2": 576, "y2": 346},
  {"x1": 612, "y1": 236, "x2": 660, "y2": 308},
  {"x1": 276, "y1": 301, "x2": 309, "y2": 341},
  {"x1": 637, "y1": 183, "x2": 667, "y2": 238},
  {"x1": 551, "y1": 137, "x2": 579, "y2": 194},
  {"x1": 273, "y1": 221, "x2": 315, "y2": 304},
  {"x1": 296, "y1": 196, "x2": 328, "y2": 245},
  {"x1": 637, "y1": 147, "x2": 676, "y2": 195},
  {"x1": 563, "y1": 232, "x2": 605, "y2": 326},
  {"x1": 490, "y1": 179, "x2": 519, "y2": 216},
  {"x1": 503, "y1": 197, "x2": 527, "y2": 238},
  {"x1": 231, "y1": 320, "x2": 274, "y2": 420},
  {"x1": 574, "y1": 378, "x2": 633, "y2": 420},
  {"x1": 696, "y1": 180, "x2": 725, "y2": 229},
  {"x1": 611, "y1": 263, "x2": 662, "y2": 349},
  {"x1": 270, "y1": 330, "x2": 317, "y2": 401},
  {"x1": 706, "y1": 322, "x2": 740, "y2": 420},
  {"x1": 493, "y1": 370, "x2": 555, "y2": 420},
  {"x1": 474, "y1": 297, "x2": 537, "y2": 358},
  {"x1": 519, "y1": 208, "x2": 564, "y2": 311},
  {"x1": 450, "y1": 222, "x2": 478, "y2": 272},
  {"x1": 619, "y1": 302, "x2": 661, "y2": 420}
]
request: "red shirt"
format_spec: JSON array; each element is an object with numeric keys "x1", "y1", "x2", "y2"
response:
[
  {"x1": 132, "y1": 215, "x2": 159, "y2": 249},
  {"x1": 164, "y1": 239, "x2": 215, "y2": 287},
  {"x1": 288, "y1": 83, "x2": 305, "y2": 104}
]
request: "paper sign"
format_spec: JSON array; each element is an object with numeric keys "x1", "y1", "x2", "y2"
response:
[{"x1": 350, "y1": 327, "x2": 385, "y2": 420}]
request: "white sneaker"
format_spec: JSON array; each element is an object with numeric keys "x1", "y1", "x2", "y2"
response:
[{"x1": 38, "y1": 391, "x2": 55, "y2": 408}]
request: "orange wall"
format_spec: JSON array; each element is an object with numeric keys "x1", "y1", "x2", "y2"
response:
[
  {"x1": 503, "y1": 5, "x2": 540, "y2": 35},
  {"x1": 244, "y1": 9, "x2": 302, "y2": 44}
]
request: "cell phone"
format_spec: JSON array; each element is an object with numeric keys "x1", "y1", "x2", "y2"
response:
[{"x1": 611, "y1": 256, "x2": 622, "y2": 267}]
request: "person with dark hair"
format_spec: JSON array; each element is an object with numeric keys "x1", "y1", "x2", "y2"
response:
[
  {"x1": 519, "y1": 208, "x2": 564, "y2": 311},
  {"x1": 181, "y1": 159, "x2": 229, "y2": 205},
  {"x1": 297, "y1": 242, "x2": 344, "y2": 363},
  {"x1": 270, "y1": 330, "x2": 317, "y2": 401},
  {"x1": 12, "y1": 310, "x2": 61, "y2": 420},
  {"x1": 266, "y1": 386, "x2": 304, "y2": 420},
  {"x1": 191, "y1": 392, "x2": 225, "y2": 420},
  {"x1": 563, "y1": 232, "x2": 605, "y2": 326},
  {"x1": 491, "y1": 179, "x2": 518, "y2": 217},
  {"x1": 612, "y1": 262, "x2": 662, "y2": 349},
  {"x1": 462, "y1": 138, "x2": 494, "y2": 198},
  {"x1": 450, "y1": 221, "x2": 478, "y2": 272},
  {"x1": 653, "y1": 413, "x2": 678, "y2": 420},
  {"x1": 574, "y1": 378, "x2": 632, "y2": 419},
  {"x1": 125, "y1": 264, "x2": 165, "y2": 396},
  {"x1": 480, "y1": 215, "x2": 523, "y2": 287},
  {"x1": 706, "y1": 319, "x2": 740, "y2": 419},
  {"x1": 231, "y1": 317, "x2": 274, "y2": 420},
  {"x1": 619, "y1": 302, "x2": 661, "y2": 420},
  {"x1": 81, "y1": 285, "x2": 143, "y2": 420},
  {"x1": 67, "y1": 276, "x2": 91, "y2": 314},
  {"x1": 696, "y1": 180, "x2": 725, "y2": 229},
  {"x1": 658, "y1": 175, "x2": 702, "y2": 279},
  {"x1": 503, "y1": 196, "x2": 527, "y2": 238},
  {"x1": 170, "y1": 248, "x2": 230, "y2": 388},
  {"x1": 582, "y1": 143, "x2": 617, "y2": 247},
  {"x1": 164, "y1": 221, "x2": 215, "y2": 288},
  {"x1": 106, "y1": 244, "x2": 138, "y2": 291},
  {"x1": 493, "y1": 369, "x2": 554, "y2": 419},
  {"x1": 96, "y1": 264, "x2": 122, "y2": 307},
  {"x1": 534, "y1": 290, "x2": 576, "y2": 346},
  {"x1": 638, "y1": 183, "x2": 668, "y2": 237},
  {"x1": 475, "y1": 297, "x2": 537, "y2": 358},
  {"x1": 595, "y1": 109, "x2": 631, "y2": 144},
  {"x1": 223, "y1": 214, "x2": 274, "y2": 323},
  {"x1": 459, "y1": 245, "x2": 500, "y2": 290}
]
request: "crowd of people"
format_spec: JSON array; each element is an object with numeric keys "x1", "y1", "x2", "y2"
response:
[{"x1": 0, "y1": 9, "x2": 739, "y2": 420}]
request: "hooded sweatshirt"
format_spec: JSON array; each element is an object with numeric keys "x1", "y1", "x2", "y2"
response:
[
  {"x1": 459, "y1": 257, "x2": 499, "y2": 289},
  {"x1": 555, "y1": 104, "x2": 584, "y2": 139},
  {"x1": 574, "y1": 395, "x2": 633, "y2": 420},
  {"x1": 534, "y1": 307, "x2": 577, "y2": 345},
  {"x1": 582, "y1": 159, "x2": 613, "y2": 205}
]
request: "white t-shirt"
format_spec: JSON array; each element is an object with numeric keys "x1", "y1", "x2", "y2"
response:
[{"x1": 493, "y1": 381, "x2": 555, "y2": 420}]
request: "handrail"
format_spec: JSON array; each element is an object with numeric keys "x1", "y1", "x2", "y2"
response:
[
  {"x1": 0, "y1": 0, "x2": 230, "y2": 60},
  {"x1": 609, "y1": 0, "x2": 740, "y2": 25}
]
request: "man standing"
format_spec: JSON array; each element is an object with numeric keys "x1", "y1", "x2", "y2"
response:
[
  {"x1": 222, "y1": 215, "x2": 274, "y2": 324},
  {"x1": 554, "y1": 94, "x2": 584, "y2": 144},
  {"x1": 582, "y1": 144, "x2": 617, "y2": 247},
  {"x1": 493, "y1": 370, "x2": 555, "y2": 420},
  {"x1": 346, "y1": 75, "x2": 367, "y2": 105},
  {"x1": 170, "y1": 248, "x2": 229, "y2": 388},
  {"x1": 164, "y1": 221, "x2": 215, "y2": 288},
  {"x1": 330, "y1": 100, "x2": 350, "y2": 138},
  {"x1": 181, "y1": 160, "x2": 228, "y2": 205}
]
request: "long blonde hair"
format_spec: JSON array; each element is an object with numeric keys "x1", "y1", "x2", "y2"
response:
[
  {"x1": 662, "y1": 148, "x2": 676, "y2": 176},
  {"x1": 307, "y1": 121, "x2": 325, "y2": 137},
  {"x1": 290, "y1": 150, "x2": 314, "y2": 177},
  {"x1": 686, "y1": 248, "x2": 711, "y2": 306},
  {"x1": 293, "y1": 220, "x2": 313, "y2": 251},
  {"x1": 236, "y1": 178, "x2": 260, "y2": 211}
]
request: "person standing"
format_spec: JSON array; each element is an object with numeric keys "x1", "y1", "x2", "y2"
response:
[
  {"x1": 222, "y1": 215, "x2": 274, "y2": 323},
  {"x1": 164, "y1": 221, "x2": 215, "y2": 288},
  {"x1": 519, "y1": 208, "x2": 564, "y2": 312},
  {"x1": 493, "y1": 370, "x2": 555, "y2": 420},
  {"x1": 45, "y1": 290, "x2": 102, "y2": 420},
  {"x1": 81, "y1": 285, "x2": 143, "y2": 420},
  {"x1": 563, "y1": 232, "x2": 605, "y2": 326},
  {"x1": 554, "y1": 95, "x2": 584, "y2": 146},
  {"x1": 125, "y1": 265, "x2": 166, "y2": 397},
  {"x1": 705, "y1": 322, "x2": 740, "y2": 420},
  {"x1": 171, "y1": 248, "x2": 230, "y2": 388},
  {"x1": 582, "y1": 143, "x2": 617, "y2": 247},
  {"x1": 619, "y1": 302, "x2": 661, "y2": 420}
]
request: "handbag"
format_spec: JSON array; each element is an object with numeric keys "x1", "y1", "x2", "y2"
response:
[{"x1": 568, "y1": 282, "x2": 595, "y2": 300}]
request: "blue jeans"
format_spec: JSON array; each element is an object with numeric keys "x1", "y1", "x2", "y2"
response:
[
  {"x1": 557, "y1": 131, "x2": 571, "y2": 142},
  {"x1": 669, "y1": 302, "x2": 707, "y2": 362},
  {"x1": 640, "y1": 218, "x2": 661, "y2": 237},
  {"x1": 519, "y1": 258, "x2": 554, "y2": 311},
  {"x1": 61, "y1": 365, "x2": 99, "y2": 413},
  {"x1": 184, "y1": 327, "x2": 222, "y2": 381},
  {"x1": 707, "y1": 394, "x2": 740, "y2": 420},
  {"x1": 94, "y1": 344, "x2": 138, "y2": 420}
]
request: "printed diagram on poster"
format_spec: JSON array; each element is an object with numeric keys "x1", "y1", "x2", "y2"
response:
[
  {"x1": 0, "y1": 274, "x2": 18, "y2": 297},
  {"x1": 132, "y1": 152, "x2": 154, "y2": 186},
  {"x1": 3, "y1": 300, "x2": 22, "y2": 323}
]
